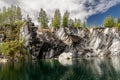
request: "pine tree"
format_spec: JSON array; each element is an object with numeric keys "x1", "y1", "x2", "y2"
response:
[
  {"x1": 74, "y1": 18, "x2": 81, "y2": 28},
  {"x1": 116, "y1": 17, "x2": 120, "y2": 28},
  {"x1": 117, "y1": 17, "x2": 120, "y2": 24},
  {"x1": 52, "y1": 9, "x2": 61, "y2": 28},
  {"x1": 62, "y1": 10, "x2": 69, "y2": 27},
  {"x1": 82, "y1": 22, "x2": 86, "y2": 28},
  {"x1": 11, "y1": 5, "x2": 16, "y2": 21},
  {"x1": 2, "y1": 6, "x2": 7, "y2": 23},
  {"x1": 38, "y1": 8, "x2": 48, "y2": 28},
  {"x1": 103, "y1": 16, "x2": 115, "y2": 27},
  {"x1": 94, "y1": 24, "x2": 97, "y2": 28},
  {"x1": 0, "y1": 9, "x2": 2, "y2": 23},
  {"x1": 68, "y1": 18, "x2": 74, "y2": 27},
  {"x1": 16, "y1": 6, "x2": 22, "y2": 20},
  {"x1": 7, "y1": 7, "x2": 14, "y2": 24}
]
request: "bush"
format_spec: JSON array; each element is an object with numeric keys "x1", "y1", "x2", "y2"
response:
[
  {"x1": 103, "y1": 16, "x2": 115, "y2": 27},
  {"x1": 0, "y1": 40, "x2": 27, "y2": 56},
  {"x1": 117, "y1": 23, "x2": 120, "y2": 28},
  {"x1": 0, "y1": 20, "x2": 24, "y2": 41}
]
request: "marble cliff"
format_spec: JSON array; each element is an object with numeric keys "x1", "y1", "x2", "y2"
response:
[{"x1": 20, "y1": 21, "x2": 120, "y2": 59}]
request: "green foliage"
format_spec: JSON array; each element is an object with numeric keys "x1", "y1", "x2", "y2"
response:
[
  {"x1": 68, "y1": 18, "x2": 74, "y2": 27},
  {"x1": 38, "y1": 8, "x2": 48, "y2": 28},
  {"x1": 88, "y1": 24, "x2": 92, "y2": 29},
  {"x1": 82, "y1": 22, "x2": 86, "y2": 28},
  {"x1": 16, "y1": 6, "x2": 22, "y2": 20},
  {"x1": 103, "y1": 16, "x2": 115, "y2": 27},
  {"x1": 0, "y1": 20, "x2": 28, "y2": 58},
  {"x1": 1, "y1": 7, "x2": 7, "y2": 23},
  {"x1": 0, "y1": 40, "x2": 23, "y2": 56},
  {"x1": 62, "y1": 10, "x2": 69, "y2": 27},
  {"x1": 0, "y1": 5, "x2": 26, "y2": 58},
  {"x1": 74, "y1": 19, "x2": 81, "y2": 28},
  {"x1": 0, "y1": 20, "x2": 24, "y2": 41},
  {"x1": 117, "y1": 17, "x2": 120, "y2": 24},
  {"x1": 94, "y1": 23, "x2": 98, "y2": 28},
  {"x1": 52, "y1": 9, "x2": 61, "y2": 28},
  {"x1": 116, "y1": 17, "x2": 120, "y2": 28},
  {"x1": 0, "y1": 5, "x2": 22, "y2": 25},
  {"x1": 117, "y1": 23, "x2": 120, "y2": 28}
]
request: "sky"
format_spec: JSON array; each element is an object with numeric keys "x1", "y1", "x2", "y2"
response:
[
  {"x1": 0, "y1": 0, "x2": 120, "y2": 25},
  {"x1": 87, "y1": 3, "x2": 120, "y2": 26}
]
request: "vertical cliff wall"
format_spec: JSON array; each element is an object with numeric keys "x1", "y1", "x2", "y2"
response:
[{"x1": 20, "y1": 22, "x2": 120, "y2": 59}]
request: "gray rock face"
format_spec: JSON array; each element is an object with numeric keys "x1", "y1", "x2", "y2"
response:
[{"x1": 20, "y1": 22, "x2": 120, "y2": 59}]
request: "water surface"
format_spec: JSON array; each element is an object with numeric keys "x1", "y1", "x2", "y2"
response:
[{"x1": 0, "y1": 57, "x2": 120, "y2": 80}]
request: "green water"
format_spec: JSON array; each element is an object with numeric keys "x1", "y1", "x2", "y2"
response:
[{"x1": 0, "y1": 57, "x2": 120, "y2": 80}]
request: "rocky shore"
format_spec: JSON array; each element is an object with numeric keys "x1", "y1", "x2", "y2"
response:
[{"x1": 20, "y1": 21, "x2": 120, "y2": 59}]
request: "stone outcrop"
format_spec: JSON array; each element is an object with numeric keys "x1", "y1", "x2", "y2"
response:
[{"x1": 20, "y1": 21, "x2": 120, "y2": 59}]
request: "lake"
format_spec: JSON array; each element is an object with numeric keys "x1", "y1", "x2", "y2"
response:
[{"x1": 0, "y1": 56, "x2": 120, "y2": 80}]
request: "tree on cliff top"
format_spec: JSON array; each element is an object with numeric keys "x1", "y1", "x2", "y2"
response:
[
  {"x1": 52, "y1": 9, "x2": 61, "y2": 28},
  {"x1": 117, "y1": 17, "x2": 120, "y2": 28},
  {"x1": 0, "y1": 5, "x2": 22, "y2": 24},
  {"x1": 74, "y1": 18, "x2": 81, "y2": 28},
  {"x1": 117, "y1": 17, "x2": 120, "y2": 24},
  {"x1": 68, "y1": 18, "x2": 74, "y2": 27},
  {"x1": 16, "y1": 6, "x2": 22, "y2": 20},
  {"x1": 103, "y1": 16, "x2": 115, "y2": 27},
  {"x1": 82, "y1": 22, "x2": 86, "y2": 28},
  {"x1": 38, "y1": 8, "x2": 48, "y2": 28},
  {"x1": 62, "y1": 10, "x2": 69, "y2": 27}
]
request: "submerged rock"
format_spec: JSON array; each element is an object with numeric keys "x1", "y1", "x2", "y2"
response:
[{"x1": 20, "y1": 22, "x2": 120, "y2": 59}]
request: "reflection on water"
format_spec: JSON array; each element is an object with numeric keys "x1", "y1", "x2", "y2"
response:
[{"x1": 0, "y1": 57, "x2": 120, "y2": 80}]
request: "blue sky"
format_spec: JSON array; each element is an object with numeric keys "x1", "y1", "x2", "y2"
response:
[{"x1": 87, "y1": 3, "x2": 120, "y2": 26}]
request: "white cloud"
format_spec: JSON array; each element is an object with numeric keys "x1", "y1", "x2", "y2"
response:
[{"x1": 0, "y1": 0, "x2": 120, "y2": 24}]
